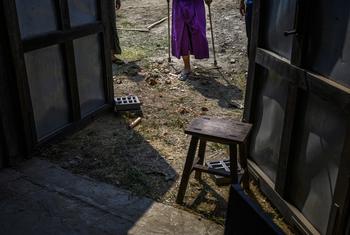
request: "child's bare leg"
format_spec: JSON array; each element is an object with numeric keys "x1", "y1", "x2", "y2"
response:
[
  {"x1": 179, "y1": 55, "x2": 191, "y2": 81},
  {"x1": 183, "y1": 55, "x2": 191, "y2": 72}
]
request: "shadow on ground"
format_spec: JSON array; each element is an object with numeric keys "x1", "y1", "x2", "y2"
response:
[
  {"x1": 37, "y1": 113, "x2": 177, "y2": 200},
  {"x1": 0, "y1": 158, "x2": 223, "y2": 234},
  {"x1": 113, "y1": 60, "x2": 145, "y2": 83},
  {"x1": 0, "y1": 113, "x2": 225, "y2": 234},
  {"x1": 186, "y1": 67, "x2": 243, "y2": 109},
  {"x1": 186, "y1": 179, "x2": 228, "y2": 221}
]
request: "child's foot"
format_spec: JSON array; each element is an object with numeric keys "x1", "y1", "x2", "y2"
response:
[{"x1": 179, "y1": 70, "x2": 191, "y2": 81}]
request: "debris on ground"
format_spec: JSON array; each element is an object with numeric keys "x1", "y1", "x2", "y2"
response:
[
  {"x1": 178, "y1": 107, "x2": 190, "y2": 115},
  {"x1": 146, "y1": 77, "x2": 158, "y2": 86},
  {"x1": 228, "y1": 101, "x2": 244, "y2": 110},
  {"x1": 128, "y1": 117, "x2": 142, "y2": 129},
  {"x1": 147, "y1": 17, "x2": 168, "y2": 30}
]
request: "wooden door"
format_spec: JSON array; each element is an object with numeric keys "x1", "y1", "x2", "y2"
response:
[
  {"x1": 1, "y1": 0, "x2": 114, "y2": 150},
  {"x1": 244, "y1": 0, "x2": 350, "y2": 234}
]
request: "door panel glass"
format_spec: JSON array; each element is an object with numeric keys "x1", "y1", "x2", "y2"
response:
[
  {"x1": 287, "y1": 93, "x2": 345, "y2": 234},
  {"x1": 15, "y1": 0, "x2": 58, "y2": 39},
  {"x1": 250, "y1": 68, "x2": 289, "y2": 182},
  {"x1": 73, "y1": 34, "x2": 105, "y2": 117},
  {"x1": 305, "y1": 0, "x2": 350, "y2": 88},
  {"x1": 260, "y1": 0, "x2": 297, "y2": 60},
  {"x1": 25, "y1": 45, "x2": 71, "y2": 139},
  {"x1": 68, "y1": 0, "x2": 98, "y2": 27}
]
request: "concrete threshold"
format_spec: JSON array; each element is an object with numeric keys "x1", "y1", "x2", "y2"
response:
[{"x1": 0, "y1": 159, "x2": 223, "y2": 235}]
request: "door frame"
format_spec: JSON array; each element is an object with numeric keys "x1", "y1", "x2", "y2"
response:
[{"x1": 243, "y1": 0, "x2": 350, "y2": 234}]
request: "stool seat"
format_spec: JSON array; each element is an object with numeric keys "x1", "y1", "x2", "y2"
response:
[
  {"x1": 185, "y1": 116, "x2": 252, "y2": 144},
  {"x1": 176, "y1": 116, "x2": 253, "y2": 204}
]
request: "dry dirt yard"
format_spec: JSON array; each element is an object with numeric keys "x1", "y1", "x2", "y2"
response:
[{"x1": 37, "y1": 0, "x2": 294, "y2": 233}]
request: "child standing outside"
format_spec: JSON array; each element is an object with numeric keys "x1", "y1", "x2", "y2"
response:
[{"x1": 172, "y1": 0, "x2": 212, "y2": 81}]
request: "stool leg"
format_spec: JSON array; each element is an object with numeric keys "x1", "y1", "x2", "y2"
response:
[
  {"x1": 229, "y1": 144, "x2": 238, "y2": 184},
  {"x1": 239, "y1": 143, "x2": 249, "y2": 189},
  {"x1": 195, "y1": 140, "x2": 207, "y2": 180},
  {"x1": 176, "y1": 137, "x2": 199, "y2": 204}
]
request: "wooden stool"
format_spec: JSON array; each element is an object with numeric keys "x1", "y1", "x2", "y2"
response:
[{"x1": 176, "y1": 116, "x2": 252, "y2": 204}]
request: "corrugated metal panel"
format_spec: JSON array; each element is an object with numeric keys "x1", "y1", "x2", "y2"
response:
[
  {"x1": 260, "y1": 0, "x2": 297, "y2": 60},
  {"x1": 250, "y1": 69, "x2": 289, "y2": 182},
  {"x1": 287, "y1": 93, "x2": 346, "y2": 234},
  {"x1": 15, "y1": 0, "x2": 58, "y2": 39},
  {"x1": 68, "y1": 0, "x2": 98, "y2": 27},
  {"x1": 24, "y1": 45, "x2": 71, "y2": 140},
  {"x1": 73, "y1": 34, "x2": 105, "y2": 117},
  {"x1": 305, "y1": 0, "x2": 350, "y2": 88}
]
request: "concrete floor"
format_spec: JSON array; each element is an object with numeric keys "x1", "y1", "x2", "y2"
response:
[{"x1": 0, "y1": 159, "x2": 223, "y2": 235}]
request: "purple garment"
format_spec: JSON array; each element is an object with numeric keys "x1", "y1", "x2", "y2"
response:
[{"x1": 172, "y1": 0, "x2": 209, "y2": 59}]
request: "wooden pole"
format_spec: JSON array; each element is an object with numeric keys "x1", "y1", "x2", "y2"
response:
[
  {"x1": 167, "y1": 0, "x2": 171, "y2": 62},
  {"x1": 207, "y1": 3, "x2": 218, "y2": 67}
]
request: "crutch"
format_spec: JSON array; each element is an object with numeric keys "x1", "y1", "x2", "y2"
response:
[
  {"x1": 167, "y1": 0, "x2": 171, "y2": 62},
  {"x1": 206, "y1": 1, "x2": 218, "y2": 67}
]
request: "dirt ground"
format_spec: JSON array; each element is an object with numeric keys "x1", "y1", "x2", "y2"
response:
[{"x1": 37, "y1": 0, "x2": 294, "y2": 234}]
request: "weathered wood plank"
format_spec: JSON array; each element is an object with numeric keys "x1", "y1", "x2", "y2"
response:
[
  {"x1": 0, "y1": 117, "x2": 5, "y2": 168},
  {"x1": 2, "y1": 0, "x2": 37, "y2": 152},
  {"x1": 185, "y1": 116, "x2": 252, "y2": 144},
  {"x1": 58, "y1": 0, "x2": 81, "y2": 121},
  {"x1": 22, "y1": 23, "x2": 103, "y2": 52},
  {"x1": 243, "y1": 0, "x2": 261, "y2": 123},
  {"x1": 176, "y1": 137, "x2": 199, "y2": 204},
  {"x1": 192, "y1": 164, "x2": 231, "y2": 178},
  {"x1": 229, "y1": 144, "x2": 238, "y2": 184},
  {"x1": 255, "y1": 48, "x2": 307, "y2": 89},
  {"x1": 328, "y1": 119, "x2": 350, "y2": 235},
  {"x1": 195, "y1": 140, "x2": 207, "y2": 180},
  {"x1": 275, "y1": 84, "x2": 298, "y2": 196},
  {"x1": 306, "y1": 72, "x2": 350, "y2": 113},
  {"x1": 0, "y1": 4, "x2": 25, "y2": 166},
  {"x1": 248, "y1": 160, "x2": 320, "y2": 235},
  {"x1": 290, "y1": 0, "x2": 311, "y2": 67},
  {"x1": 99, "y1": 0, "x2": 114, "y2": 104}
]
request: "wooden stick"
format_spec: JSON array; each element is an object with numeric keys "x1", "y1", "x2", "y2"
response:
[
  {"x1": 167, "y1": 0, "x2": 171, "y2": 62},
  {"x1": 117, "y1": 28, "x2": 149, "y2": 32},
  {"x1": 128, "y1": 117, "x2": 142, "y2": 129},
  {"x1": 207, "y1": 3, "x2": 218, "y2": 67},
  {"x1": 147, "y1": 17, "x2": 168, "y2": 30}
]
